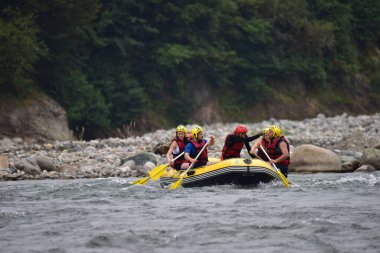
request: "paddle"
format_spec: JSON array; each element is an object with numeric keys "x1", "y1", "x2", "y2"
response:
[
  {"x1": 131, "y1": 152, "x2": 185, "y2": 185},
  {"x1": 259, "y1": 145, "x2": 289, "y2": 188},
  {"x1": 169, "y1": 139, "x2": 211, "y2": 190},
  {"x1": 149, "y1": 152, "x2": 185, "y2": 180}
]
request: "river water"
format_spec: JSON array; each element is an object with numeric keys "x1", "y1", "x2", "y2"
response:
[{"x1": 1, "y1": 172, "x2": 379, "y2": 253}]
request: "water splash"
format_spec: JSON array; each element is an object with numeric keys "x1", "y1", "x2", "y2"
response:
[
  {"x1": 335, "y1": 174, "x2": 379, "y2": 187},
  {"x1": 0, "y1": 209, "x2": 27, "y2": 218},
  {"x1": 301, "y1": 173, "x2": 380, "y2": 188}
]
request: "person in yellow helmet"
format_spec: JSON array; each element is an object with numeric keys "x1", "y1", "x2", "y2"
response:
[
  {"x1": 166, "y1": 125, "x2": 190, "y2": 170},
  {"x1": 184, "y1": 125, "x2": 215, "y2": 169},
  {"x1": 267, "y1": 125, "x2": 290, "y2": 177},
  {"x1": 249, "y1": 127, "x2": 272, "y2": 161}
]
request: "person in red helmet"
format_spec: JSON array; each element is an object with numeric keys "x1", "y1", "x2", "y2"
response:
[{"x1": 220, "y1": 125, "x2": 262, "y2": 160}]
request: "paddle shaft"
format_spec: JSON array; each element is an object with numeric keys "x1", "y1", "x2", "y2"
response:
[
  {"x1": 177, "y1": 139, "x2": 211, "y2": 181},
  {"x1": 134, "y1": 152, "x2": 186, "y2": 184},
  {"x1": 170, "y1": 151, "x2": 185, "y2": 163},
  {"x1": 259, "y1": 145, "x2": 280, "y2": 172},
  {"x1": 259, "y1": 144, "x2": 289, "y2": 188},
  {"x1": 149, "y1": 151, "x2": 185, "y2": 180}
]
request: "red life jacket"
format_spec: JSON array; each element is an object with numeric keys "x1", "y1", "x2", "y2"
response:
[
  {"x1": 189, "y1": 139, "x2": 208, "y2": 162},
  {"x1": 221, "y1": 134, "x2": 244, "y2": 160},
  {"x1": 267, "y1": 136, "x2": 290, "y2": 166},
  {"x1": 173, "y1": 138, "x2": 187, "y2": 166},
  {"x1": 257, "y1": 139, "x2": 270, "y2": 161}
]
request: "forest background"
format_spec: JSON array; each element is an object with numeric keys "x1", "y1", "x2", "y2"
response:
[{"x1": 1, "y1": 0, "x2": 379, "y2": 139}]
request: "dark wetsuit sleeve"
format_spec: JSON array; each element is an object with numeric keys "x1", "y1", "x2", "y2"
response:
[
  {"x1": 245, "y1": 133, "x2": 262, "y2": 158},
  {"x1": 227, "y1": 133, "x2": 262, "y2": 147},
  {"x1": 244, "y1": 141, "x2": 252, "y2": 158},
  {"x1": 245, "y1": 133, "x2": 262, "y2": 142}
]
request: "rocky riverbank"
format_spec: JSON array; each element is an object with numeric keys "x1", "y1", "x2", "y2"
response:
[{"x1": 1, "y1": 113, "x2": 380, "y2": 181}]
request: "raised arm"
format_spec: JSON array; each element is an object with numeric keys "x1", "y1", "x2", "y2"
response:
[
  {"x1": 249, "y1": 138, "x2": 262, "y2": 159},
  {"x1": 245, "y1": 133, "x2": 262, "y2": 142}
]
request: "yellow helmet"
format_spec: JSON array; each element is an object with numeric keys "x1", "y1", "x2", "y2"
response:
[
  {"x1": 190, "y1": 125, "x2": 203, "y2": 139},
  {"x1": 270, "y1": 125, "x2": 282, "y2": 138},
  {"x1": 176, "y1": 125, "x2": 187, "y2": 134},
  {"x1": 263, "y1": 127, "x2": 270, "y2": 135}
]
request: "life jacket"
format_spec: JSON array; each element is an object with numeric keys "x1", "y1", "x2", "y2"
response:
[
  {"x1": 189, "y1": 139, "x2": 208, "y2": 162},
  {"x1": 267, "y1": 136, "x2": 290, "y2": 166},
  {"x1": 257, "y1": 139, "x2": 270, "y2": 161},
  {"x1": 221, "y1": 134, "x2": 244, "y2": 160},
  {"x1": 173, "y1": 138, "x2": 187, "y2": 166}
]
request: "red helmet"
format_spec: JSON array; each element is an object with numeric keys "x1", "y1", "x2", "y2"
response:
[{"x1": 234, "y1": 125, "x2": 247, "y2": 134}]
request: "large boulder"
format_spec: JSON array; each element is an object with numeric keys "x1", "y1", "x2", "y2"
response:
[
  {"x1": 361, "y1": 149, "x2": 380, "y2": 170},
  {"x1": 0, "y1": 96, "x2": 71, "y2": 142},
  {"x1": 35, "y1": 155, "x2": 57, "y2": 172},
  {"x1": 15, "y1": 156, "x2": 41, "y2": 175},
  {"x1": 290, "y1": 144, "x2": 342, "y2": 173}
]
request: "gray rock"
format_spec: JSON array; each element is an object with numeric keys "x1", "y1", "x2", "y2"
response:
[
  {"x1": 16, "y1": 156, "x2": 41, "y2": 175},
  {"x1": 317, "y1": 113, "x2": 326, "y2": 119},
  {"x1": 121, "y1": 152, "x2": 157, "y2": 166},
  {"x1": 0, "y1": 168, "x2": 13, "y2": 178},
  {"x1": 35, "y1": 155, "x2": 56, "y2": 172},
  {"x1": 134, "y1": 165, "x2": 149, "y2": 176},
  {"x1": 118, "y1": 166, "x2": 131, "y2": 173},
  {"x1": 361, "y1": 149, "x2": 380, "y2": 170},
  {"x1": 126, "y1": 147, "x2": 135, "y2": 152},
  {"x1": 144, "y1": 161, "x2": 156, "y2": 171},
  {"x1": 84, "y1": 146, "x2": 97, "y2": 153},
  {"x1": 78, "y1": 166, "x2": 94, "y2": 174},
  {"x1": 122, "y1": 160, "x2": 136, "y2": 170},
  {"x1": 2, "y1": 96, "x2": 71, "y2": 142},
  {"x1": 57, "y1": 164, "x2": 78, "y2": 175},
  {"x1": 289, "y1": 144, "x2": 342, "y2": 173},
  {"x1": 355, "y1": 164, "x2": 376, "y2": 172},
  {"x1": 0, "y1": 138, "x2": 14, "y2": 152}
]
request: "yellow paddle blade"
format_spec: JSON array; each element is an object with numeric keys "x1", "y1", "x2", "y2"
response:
[
  {"x1": 169, "y1": 178, "x2": 183, "y2": 190},
  {"x1": 277, "y1": 172, "x2": 289, "y2": 188},
  {"x1": 131, "y1": 176, "x2": 150, "y2": 185},
  {"x1": 149, "y1": 164, "x2": 168, "y2": 181}
]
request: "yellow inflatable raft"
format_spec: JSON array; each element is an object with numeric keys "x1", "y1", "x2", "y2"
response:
[{"x1": 160, "y1": 158, "x2": 282, "y2": 188}]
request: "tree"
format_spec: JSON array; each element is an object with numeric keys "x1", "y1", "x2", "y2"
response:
[{"x1": 0, "y1": 8, "x2": 47, "y2": 95}]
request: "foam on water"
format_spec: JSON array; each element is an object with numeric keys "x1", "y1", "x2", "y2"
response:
[{"x1": 301, "y1": 173, "x2": 380, "y2": 188}]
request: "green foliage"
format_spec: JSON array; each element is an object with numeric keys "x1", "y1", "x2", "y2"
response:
[
  {"x1": 351, "y1": 0, "x2": 380, "y2": 48},
  {"x1": 102, "y1": 75, "x2": 147, "y2": 128},
  {"x1": 370, "y1": 74, "x2": 380, "y2": 106},
  {"x1": 156, "y1": 44, "x2": 193, "y2": 68},
  {"x1": 0, "y1": 8, "x2": 47, "y2": 96},
  {"x1": 242, "y1": 78, "x2": 274, "y2": 103},
  {"x1": 1, "y1": 0, "x2": 379, "y2": 138},
  {"x1": 60, "y1": 69, "x2": 110, "y2": 131}
]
